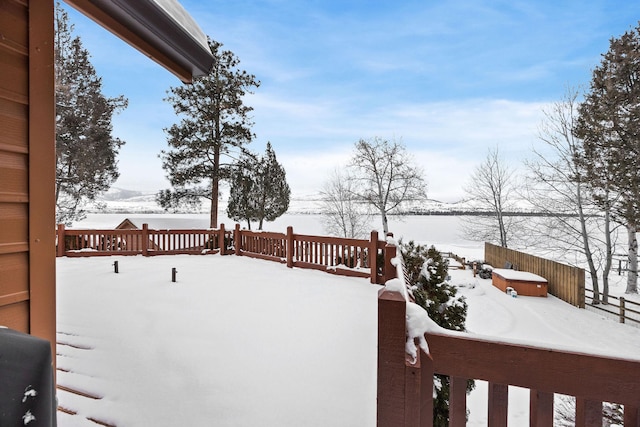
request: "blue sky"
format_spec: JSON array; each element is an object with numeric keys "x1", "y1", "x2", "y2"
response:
[{"x1": 62, "y1": 0, "x2": 640, "y2": 202}]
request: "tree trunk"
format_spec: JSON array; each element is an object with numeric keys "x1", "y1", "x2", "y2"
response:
[
  {"x1": 381, "y1": 209, "x2": 389, "y2": 235},
  {"x1": 577, "y1": 182, "x2": 600, "y2": 303},
  {"x1": 498, "y1": 213, "x2": 508, "y2": 248},
  {"x1": 210, "y1": 185, "x2": 218, "y2": 228},
  {"x1": 626, "y1": 224, "x2": 638, "y2": 294},
  {"x1": 210, "y1": 146, "x2": 221, "y2": 228},
  {"x1": 601, "y1": 208, "x2": 613, "y2": 303}
]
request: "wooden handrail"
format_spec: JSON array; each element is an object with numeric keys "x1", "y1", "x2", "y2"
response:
[
  {"x1": 56, "y1": 224, "x2": 390, "y2": 284},
  {"x1": 378, "y1": 289, "x2": 640, "y2": 426}
]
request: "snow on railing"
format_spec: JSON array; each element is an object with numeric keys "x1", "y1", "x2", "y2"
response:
[
  {"x1": 378, "y1": 237, "x2": 640, "y2": 427},
  {"x1": 381, "y1": 235, "x2": 446, "y2": 363},
  {"x1": 56, "y1": 223, "x2": 393, "y2": 285}
]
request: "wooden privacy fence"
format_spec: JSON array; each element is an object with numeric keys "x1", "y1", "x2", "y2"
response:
[
  {"x1": 378, "y1": 245, "x2": 640, "y2": 427},
  {"x1": 485, "y1": 242, "x2": 585, "y2": 308},
  {"x1": 56, "y1": 223, "x2": 393, "y2": 285}
]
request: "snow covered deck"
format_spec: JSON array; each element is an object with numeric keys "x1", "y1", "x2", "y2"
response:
[
  {"x1": 56, "y1": 253, "x2": 640, "y2": 426},
  {"x1": 56, "y1": 255, "x2": 379, "y2": 426}
]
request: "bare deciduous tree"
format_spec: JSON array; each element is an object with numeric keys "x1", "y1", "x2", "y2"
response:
[
  {"x1": 348, "y1": 138, "x2": 427, "y2": 235},
  {"x1": 319, "y1": 169, "x2": 371, "y2": 239},
  {"x1": 462, "y1": 146, "x2": 519, "y2": 248},
  {"x1": 524, "y1": 88, "x2": 618, "y2": 303}
]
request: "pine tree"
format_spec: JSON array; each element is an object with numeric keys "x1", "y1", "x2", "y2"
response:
[
  {"x1": 254, "y1": 143, "x2": 290, "y2": 230},
  {"x1": 158, "y1": 40, "x2": 260, "y2": 228},
  {"x1": 574, "y1": 24, "x2": 640, "y2": 294},
  {"x1": 227, "y1": 154, "x2": 258, "y2": 229},
  {"x1": 54, "y1": 4, "x2": 127, "y2": 224},
  {"x1": 400, "y1": 241, "x2": 473, "y2": 426},
  {"x1": 227, "y1": 143, "x2": 290, "y2": 230}
]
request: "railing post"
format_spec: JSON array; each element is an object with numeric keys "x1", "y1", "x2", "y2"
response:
[
  {"x1": 620, "y1": 297, "x2": 626, "y2": 324},
  {"x1": 286, "y1": 226, "x2": 294, "y2": 268},
  {"x1": 384, "y1": 236, "x2": 397, "y2": 284},
  {"x1": 234, "y1": 223, "x2": 241, "y2": 256},
  {"x1": 142, "y1": 223, "x2": 149, "y2": 257},
  {"x1": 377, "y1": 288, "x2": 407, "y2": 427},
  {"x1": 56, "y1": 223, "x2": 65, "y2": 257},
  {"x1": 370, "y1": 230, "x2": 378, "y2": 284},
  {"x1": 218, "y1": 223, "x2": 226, "y2": 255}
]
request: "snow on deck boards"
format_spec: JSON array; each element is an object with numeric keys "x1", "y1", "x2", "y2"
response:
[
  {"x1": 57, "y1": 254, "x2": 640, "y2": 426},
  {"x1": 57, "y1": 255, "x2": 380, "y2": 427}
]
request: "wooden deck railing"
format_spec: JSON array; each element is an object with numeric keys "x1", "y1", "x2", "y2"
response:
[
  {"x1": 57, "y1": 223, "x2": 231, "y2": 257},
  {"x1": 56, "y1": 223, "x2": 393, "y2": 285},
  {"x1": 378, "y1": 244, "x2": 640, "y2": 426}
]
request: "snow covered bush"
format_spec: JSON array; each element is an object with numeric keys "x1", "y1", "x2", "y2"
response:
[{"x1": 400, "y1": 241, "x2": 474, "y2": 427}]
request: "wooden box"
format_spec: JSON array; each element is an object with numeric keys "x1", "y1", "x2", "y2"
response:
[{"x1": 491, "y1": 268, "x2": 547, "y2": 297}]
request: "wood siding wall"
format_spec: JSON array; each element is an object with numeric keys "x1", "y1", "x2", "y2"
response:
[
  {"x1": 0, "y1": 0, "x2": 56, "y2": 352},
  {"x1": 485, "y1": 242, "x2": 585, "y2": 308}
]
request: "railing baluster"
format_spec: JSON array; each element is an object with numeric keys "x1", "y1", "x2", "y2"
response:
[
  {"x1": 488, "y1": 382, "x2": 508, "y2": 427},
  {"x1": 575, "y1": 398, "x2": 602, "y2": 427},
  {"x1": 530, "y1": 389, "x2": 554, "y2": 427},
  {"x1": 624, "y1": 404, "x2": 639, "y2": 426},
  {"x1": 449, "y1": 376, "x2": 467, "y2": 427}
]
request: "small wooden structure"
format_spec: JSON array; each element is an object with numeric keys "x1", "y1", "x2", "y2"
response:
[{"x1": 492, "y1": 268, "x2": 548, "y2": 297}]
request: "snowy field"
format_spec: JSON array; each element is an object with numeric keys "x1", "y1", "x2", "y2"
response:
[{"x1": 56, "y1": 213, "x2": 640, "y2": 426}]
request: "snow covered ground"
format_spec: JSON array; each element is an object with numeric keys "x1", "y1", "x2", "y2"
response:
[
  {"x1": 55, "y1": 258, "x2": 640, "y2": 425},
  {"x1": 56, "y1": 213, "x2": 640, "y2": 426}
]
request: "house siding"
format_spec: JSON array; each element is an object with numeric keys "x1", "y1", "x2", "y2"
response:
[
  {"x1": 0, "y1": 0, "x2": 31, "y2": 333},
  {"x1": 0, "y1": 0, "x2": 56, "y2": 355}
]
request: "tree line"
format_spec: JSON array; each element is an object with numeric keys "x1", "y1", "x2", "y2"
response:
[
  {"x1": 54, "y1": 6, "x2": 289, "y2": 231},
  {"x1": 463, "y1": 23, "x2": 640, "y2": 299},
  {"x1": 55, "y1": 5, "x2": 640, "y2": 424},
  {"x1": 55, "y1": 1, "x2": 640, "y2": 300}
]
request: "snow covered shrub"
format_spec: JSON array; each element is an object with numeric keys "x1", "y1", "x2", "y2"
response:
[{"x1": 400, "y1": 241, "x2": 474, "y2": 426}]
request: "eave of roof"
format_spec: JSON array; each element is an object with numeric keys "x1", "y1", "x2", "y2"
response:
[{"x1": 64, "y1": 0, "x2": 214, "y2": 83}]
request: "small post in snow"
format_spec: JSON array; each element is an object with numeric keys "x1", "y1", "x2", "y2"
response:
[
  {"x1": 172, "y1": 267, "x2": 177, "y2": 283},
  {"x1": 113, "y1": 260, "x2": 119, "y2": 273}
]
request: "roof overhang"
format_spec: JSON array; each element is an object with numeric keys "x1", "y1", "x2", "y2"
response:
[{"x1": 64, "y1": 0, "x2": 214, "y2": 83}]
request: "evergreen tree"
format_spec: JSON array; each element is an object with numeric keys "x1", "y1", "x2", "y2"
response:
[
  {"x1": 158, "y1": 40, "x2": 260, "y2": 228},
  {"x1": 54, "y1": 4, "x2": 127, "y2": 224},
  {"x1": 227, "y1": 154, "x2": 258, "y2": 230},
  {"x1": 574, "y1": 24, "x2": 640, "y2": 294},
  {"x1": 254, "y1": 143, "x2": 290, "y2": 230},
  {"x1": 400, "y1": 241, "x2": 472, "y2": 426},
  {"x1": 227, "y1": 143, "x2": 290, "y2": 230}
]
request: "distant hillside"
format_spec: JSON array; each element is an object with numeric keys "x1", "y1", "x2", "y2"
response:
[{"x1": 90, "y1": 188, "x2": 538, "y2": 215}]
